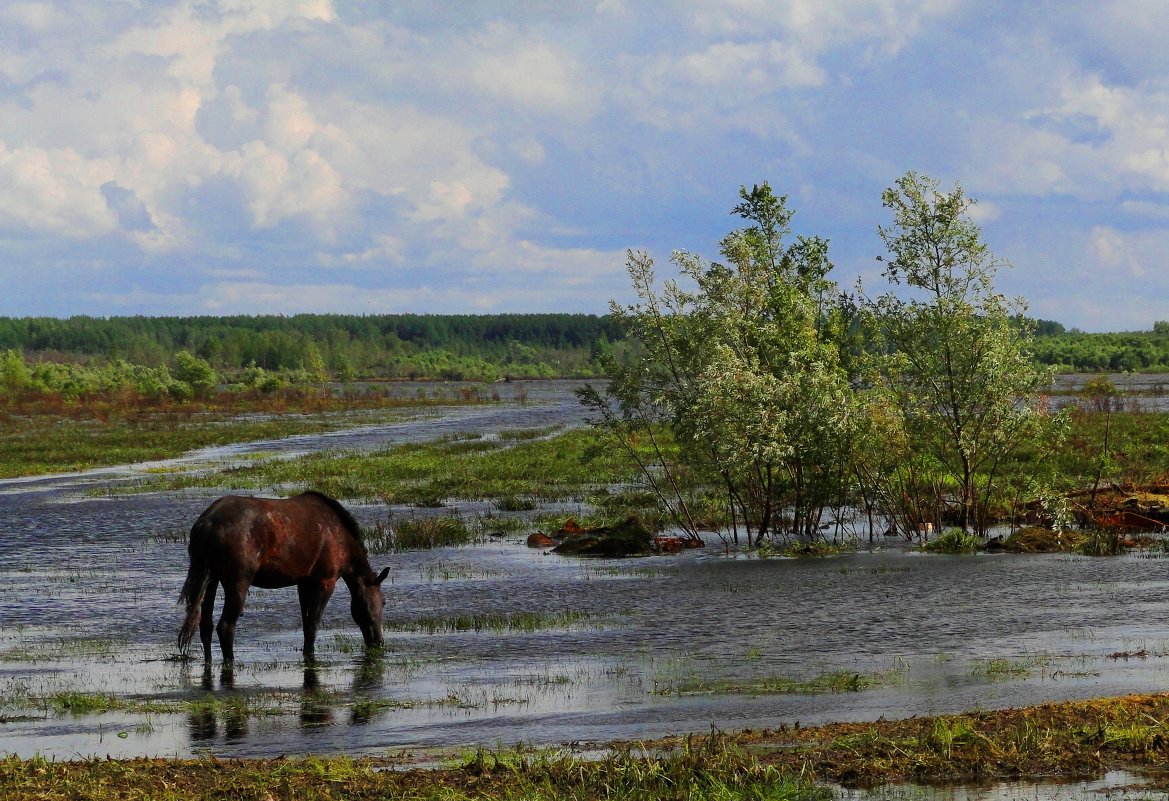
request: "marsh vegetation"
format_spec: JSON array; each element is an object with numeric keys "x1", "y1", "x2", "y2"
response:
[{"x1": 12, "y1": 179, "x2": 1169, "y2": 801}]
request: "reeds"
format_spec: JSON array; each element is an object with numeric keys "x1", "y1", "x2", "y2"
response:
[
  {"x1": 390, "y1": 610, "x2": 608, "y2": 634},
  {"x1": 364, "y1": 515, "x2": 479, "y2": 551}
]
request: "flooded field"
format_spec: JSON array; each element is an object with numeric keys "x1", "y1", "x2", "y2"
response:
[{"x1": 4, "y1": 380, "x2": 1169, "y2": 776}]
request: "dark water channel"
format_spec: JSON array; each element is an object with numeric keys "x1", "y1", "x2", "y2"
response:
[{"x1": 3, "y1": 381, "x2": 1169, "y2": 798}]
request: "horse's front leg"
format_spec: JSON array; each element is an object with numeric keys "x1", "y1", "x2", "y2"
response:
[{"x1": 297, "y1": 579, "x2": 336, "y2": 663}]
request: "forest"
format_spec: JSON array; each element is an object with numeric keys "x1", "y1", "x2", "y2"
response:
[
  {"x1": 2, "y1": 310, "x2": 1169, "y2": 386},
  {"x1": 0, "y1": 313, "x2": 626, "y2": 384}
]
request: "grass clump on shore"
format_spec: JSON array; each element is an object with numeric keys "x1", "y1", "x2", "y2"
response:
[
  {"x1": 742, "y1": 692, "x2": 1169, "y2": 787},
  {"x1": 11, "y1": 695, "x2": 1169, "y2": 795},
  {"x1": 0, "y1": 733, "x2": 830, "y2": 801}
]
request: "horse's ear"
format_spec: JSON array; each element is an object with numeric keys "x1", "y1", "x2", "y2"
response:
[{"x1": 375, "y1": 567, "x2": 390, "y2": 585}]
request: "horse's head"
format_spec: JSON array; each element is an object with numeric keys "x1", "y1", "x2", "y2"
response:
[{"x1": 351, "y1": 567, "x2": 390, "y2": 649}]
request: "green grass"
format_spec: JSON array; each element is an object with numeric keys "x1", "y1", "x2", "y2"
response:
[
  {"x1": 0, "y1": 733, "x2": 831, "y2": 800},
  {"x1": 417, "y1": 562, "x2": 505, "y2": 581},
  {"x1": 969, "y1": 653, "x2": 1098, "y2": 680},
  {"x1": 0, "y1": 405, "x2": 426, "y2": 478},
  {"x1": 0, "y1": 635, "x2": 127, "y2": 663},
  {"x1": 658, "y1": 665, "x2": 909, "y2": 697},
  {"x1": 365, "y1": 515, "x2": 481, "y2": 551},
  {"x1": 391, "y1": 610, "x2": 611, "y2": 634},
  {"x1": 115, "y1": 427, "x2": 644, "y2": 504},
  {"x1": 493, "y1": 494, "x2": 538, "y2": 511},
  {"x1": 920, "y1": 528, "x2": 983, "y2": 553}
]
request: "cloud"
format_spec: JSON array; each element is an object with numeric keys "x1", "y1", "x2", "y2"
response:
[
  {"x1": 101, "y1": 182, "x2": 156, "y2": 232},
  {"x1": 0, "y1": 143, "x2": 116, "y2": 236},
  {"x1": 4, "y1": 1, "x2": 1169, "y2": 330}
]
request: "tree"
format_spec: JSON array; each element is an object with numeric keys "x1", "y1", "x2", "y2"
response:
[
  {"x1": 866, "y1": 171, "x2": 1054, "y2": 534},
  {"x1": 174, "y1": 350, "x2": 219, "y2": 398},
  {"x1": 0, "y1": 349, "x2": 30, "y2": 394},
  {"x1": 581, "y1": 183, "x2": 858, "y2": 545}
]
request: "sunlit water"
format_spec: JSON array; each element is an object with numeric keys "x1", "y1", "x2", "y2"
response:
[{"x1": 3, "y1": 379, "x2": 1169, "y2": 801}]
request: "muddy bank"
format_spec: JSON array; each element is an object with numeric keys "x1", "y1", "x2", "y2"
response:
[
  {"x1": 732, "y1": 692, "x2": 1169, "y2": 788},
  {"x1": 6, "y1": 694, "x2": 1169, "y2": 799}
]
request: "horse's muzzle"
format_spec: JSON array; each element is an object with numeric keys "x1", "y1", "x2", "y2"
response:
[{"x1": 362, "y1": 623, "x2": 384, "y2": 649}]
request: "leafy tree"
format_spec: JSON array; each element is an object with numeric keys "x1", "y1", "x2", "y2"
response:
[
  {"x1": 301, "y1": 341, "x2": 328, "y2": 383},
  {"x1": 582, "y1": 183, "x2": 857, "y2": 544},
  {"x1": 173, "y1": 350, "x2": 219, "y2": 397},
  {"x1": 0, "y1": 349, "x2": 30, "y2": 394},
  {"x1": 865, "y1": 172, "x2": 1055, "y2": 534}
]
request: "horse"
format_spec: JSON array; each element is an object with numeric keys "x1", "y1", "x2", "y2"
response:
[{"x1": 177, "y1": 491, "x2": 389, "y2": 663}]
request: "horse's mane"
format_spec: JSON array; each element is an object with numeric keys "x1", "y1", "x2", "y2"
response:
[{"x1": 298, "y1": 490, "x2": 365, "y2": 548}]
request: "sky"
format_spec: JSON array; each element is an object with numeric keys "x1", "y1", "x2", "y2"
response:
[{"x1": 2, "y1": 1, "x2": 1169, "y2": 331}]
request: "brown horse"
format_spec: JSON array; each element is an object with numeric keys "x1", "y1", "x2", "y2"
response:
[{"x1": 177, "y1": 491, "x2": 389, "y2": 663}]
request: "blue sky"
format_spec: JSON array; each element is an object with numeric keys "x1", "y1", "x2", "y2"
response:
[{"x1": 2, "y1": 1, "x2": 1168, "y2": 331}]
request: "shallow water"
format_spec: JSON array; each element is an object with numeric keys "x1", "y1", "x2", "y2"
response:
[{"x1": 4, "y1": 380, "x2": 1169, "y2": 774}]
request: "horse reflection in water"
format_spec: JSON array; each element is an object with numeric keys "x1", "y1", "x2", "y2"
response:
[
  {"x1": 186, "y1": 655, "x2": 388, "y2": 741},
  {"x1": 177, "y1": 491, "x2": 389, "y2": 664}
]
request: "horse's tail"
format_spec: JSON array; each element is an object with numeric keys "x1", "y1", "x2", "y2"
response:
[{"x1": 177, "y1": 542, "x2": 211, "y2": 656}]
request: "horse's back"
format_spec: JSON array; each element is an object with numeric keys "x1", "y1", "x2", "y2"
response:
[
  {"x1": 191, "y1": 495, "x2": 267, "y2": 544},
  {"x1": 189, "y1": 493, "x2": 351, "y2": 586}
]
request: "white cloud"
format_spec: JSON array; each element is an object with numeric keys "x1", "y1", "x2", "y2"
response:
[
  {"x1": 319, "y1": 235, "x2": 405, "y2": 269},
  {"x1": 9, "y1": 0, "x2": 1169, "y2": 328},
  {"x1": 466, "y1": 23, "x2": 599, "y2": 117},
  {"x1": 1087, "y1": 225, "x2": 1169, "y2": 279},
  {"x1": 1120, "y1": 200, "x2": 1169, "y2": 219},
  {"x1": 0, "y1": 143, "x2": 116, "y2": 236},
  {"x1": 966, "y1": 200, "x2": 1001, "y2": 224}
]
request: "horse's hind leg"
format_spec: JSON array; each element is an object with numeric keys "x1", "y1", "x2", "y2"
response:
[
  {"x1": 199, "y1": 579, "x2": 218, "y2": 662},
  {"x1": 215, "y1": 582, "x2": 248, "y2": 664}
]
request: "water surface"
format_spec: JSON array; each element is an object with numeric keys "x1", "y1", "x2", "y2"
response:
[{"x1": 3, "y1": 381, "x2": 1169, "y2": 767}]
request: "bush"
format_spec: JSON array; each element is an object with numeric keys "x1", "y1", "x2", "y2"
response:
[
  {"x1": 174, "y1": 350, "x2": 218, "y2": 397},
  {"x1": 920, "y1": 528, "x2": 982, "y2": 553}
]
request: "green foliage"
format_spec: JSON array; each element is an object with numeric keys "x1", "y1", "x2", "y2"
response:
[
  {"x1": 1033, "y1": 325, "x2": 1169, "y2": 372},
  {"x1": 584, "y1": 183, "x2": 858, "y2": 545},
  {"x1": 173, "y1": 350, "x2": 218, "y2": 397},
  {"x1": 864, "y1": 171, "x2": 1060, "y2": 534},
  {"x1": 0, "y1": 348, "x2": 30, "y2": 393},
  {"x1": 919, "y1": 528, "x2": 982, "y2": 553},
  {"x1": 0, "y1": 313, "x2": 624, "y2": 381}
]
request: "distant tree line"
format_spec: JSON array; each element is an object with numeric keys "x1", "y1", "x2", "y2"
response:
[
  {"x1": 0, "y1": 313, "x2": 628, "y2": 383},
  {"x1": 1030, "y1": 321, "x2": 1169, "y2": 373},
  {"x1": 0, "y1": 303, "x2": 1165, "y2": 395}
]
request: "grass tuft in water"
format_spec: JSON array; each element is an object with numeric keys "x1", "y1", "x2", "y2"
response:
[
  {"x1": 392, "y1": 610, "x2": 610, "y2": 634},
  {"x1": 660, "y1": 665, "x2": 908, "y2": 697},
  {"x1": 492, "y1": 495, "x2": 538, "y2": 511},
  {"x1": 365, "y1": 515, "x2": 480, "y2": 551},
  {"x1": 920, "y1": 528, "x2": 982, "y2": 553}
]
